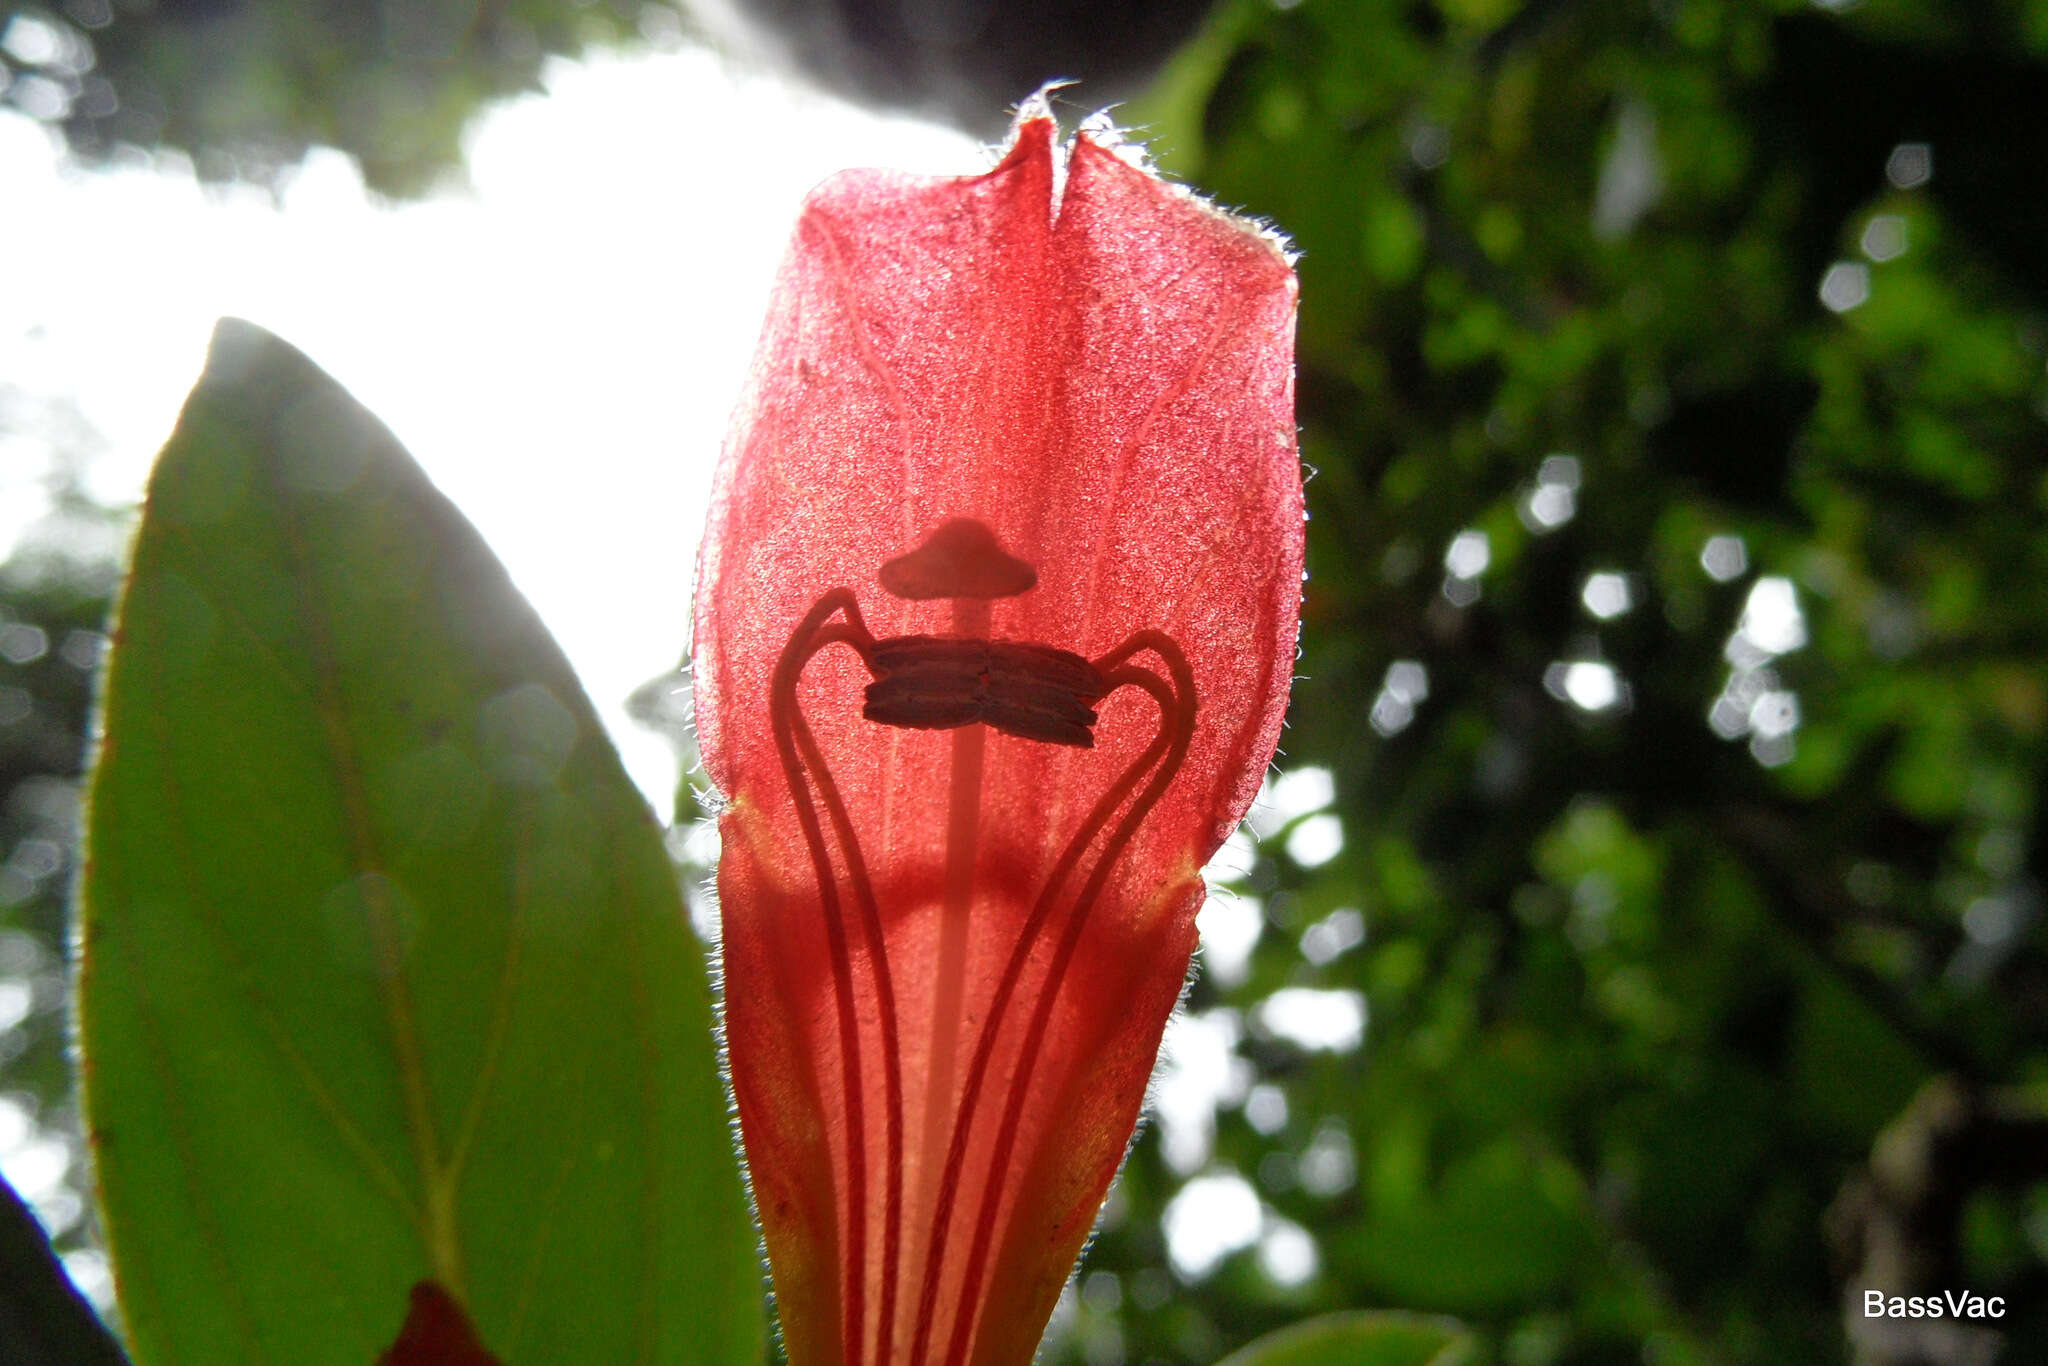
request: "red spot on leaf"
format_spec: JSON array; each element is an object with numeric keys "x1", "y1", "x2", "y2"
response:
[{"x1": 376, "y1": 1281, "x2": 503, "y2": 1366}]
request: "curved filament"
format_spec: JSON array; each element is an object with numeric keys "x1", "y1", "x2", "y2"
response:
[{"x1": 770, "y1": 590, "x2": 905, "y2": 1366}]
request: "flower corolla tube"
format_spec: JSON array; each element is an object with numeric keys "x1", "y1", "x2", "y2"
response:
[{"x1": 692, "y1": 103, "x2": 1301, "y2": 1366}]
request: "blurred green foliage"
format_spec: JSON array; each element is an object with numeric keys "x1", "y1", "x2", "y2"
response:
[
  {"x1": 1213, "y1": 1310, "x2": 1474, "y2": 1366},
  {"x1": 1045, "y1": 0, "x2": 2048, "y2": 1363},
  {"x1": 0, "y1": 484, "x2": 123, "y2": 1304},
  {"x1": 0, "y1": 0, "x2": 672, "y2": 194}
]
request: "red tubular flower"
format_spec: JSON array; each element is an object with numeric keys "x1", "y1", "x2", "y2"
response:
[{"x1": 693, "y1": 105, "x2": 1300, "y2": 1366}]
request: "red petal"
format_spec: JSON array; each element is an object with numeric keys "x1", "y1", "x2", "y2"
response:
[
  {"x1": 695, "y1": 111, "x2": 1298, "y2": 1366},
  {"x1": 377, "y1": 1282, "x2": 504, "y2": 1366}
]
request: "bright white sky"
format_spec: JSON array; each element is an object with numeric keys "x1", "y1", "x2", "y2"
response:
[{"x1": 0, "y1": 41, "x2": 980, "y2": 809}]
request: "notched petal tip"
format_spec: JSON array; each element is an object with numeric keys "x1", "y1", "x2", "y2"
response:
[
  {"x1": 877, "y1": 517, "x2": 1037, "y2": 601},
  {"x1": 1011, "y1": 82, "x2": 1074, "y2": 133}
]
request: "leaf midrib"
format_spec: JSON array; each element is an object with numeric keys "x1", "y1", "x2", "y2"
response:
[{"x1": 263, "y1": 451, "x2": 466, "y2": 1294}]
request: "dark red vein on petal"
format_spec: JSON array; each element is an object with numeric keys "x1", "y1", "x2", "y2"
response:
[
  {"x1": 772, "y1": 590, "x2": 902, "y2": 1366},
  {"x1": 791, "y1": 612, "x2": 906, "y2": 1366}
]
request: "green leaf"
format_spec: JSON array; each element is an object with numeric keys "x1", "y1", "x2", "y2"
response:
[
  {"x1": 1350, "y1": 1141, "x2": 1595, "y2": 1312},
  {"x1": 0, "y1": 1169, "x2": 132, "y2": 1366},
  {"x1": 78, "y1": 319, "x2": 761, "y2": 1365},
  {"x1": 1214, "y1": 1310, "x2": 1475, "y2": 1366}
]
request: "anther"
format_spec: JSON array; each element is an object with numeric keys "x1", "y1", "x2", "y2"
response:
[{"x1": 862, "y1": 636, "x2": 1110, "y2": 747}]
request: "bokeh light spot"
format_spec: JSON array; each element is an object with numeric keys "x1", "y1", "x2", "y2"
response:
[
  {"x1": 1545, "y1": 660, "x2": 1625, "y2": 713},
  {"x1": 1701, "y1": 534, "x2": 1748, "y2": 582},
  {"x1": 1256, "y1": 987, "x2": 1366, "y2": 1052},
  {"x1": 1444, "y1": 528, "x2": 1491, "y2": 579},
  {"x1": 1819, "y1": 261, "x2": 1871, "y2": 313},
  {"x1": 1257, "y1": 1218, "x2": 1320, "y2": 1288},
  {"x1": 1860, "y1": 213, "x2": 1908, "y2": 262},
  {"x1": 1162, "y1": 1170, "x2": 1263, "y2": 1280},
  {"x1": 1285, "y1": 812, "x2": 1345, "y2": 868},
  {"x1": 1195, "y1": 894, "x2": 1263, "y2": 990},
  {"x1": 1735, "y1": 576, "x2": 1807, "y2": 657},
  {"x1": 1581, "y1": 571, "x2": 1633, "y2": 619},
  {"x1": 1300, "y1": 906, "x2": 1365, "y2": 966},
  {"x1": 1886, "y1": 141, "x2": 1933, "y2": 189}
]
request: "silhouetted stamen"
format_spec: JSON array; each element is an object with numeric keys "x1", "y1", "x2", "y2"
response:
[{"x1": 772, "y1": 591, "x2": 905, "y2": 1366}]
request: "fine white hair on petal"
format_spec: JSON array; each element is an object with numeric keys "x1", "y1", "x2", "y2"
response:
[
  {"x1": 1015, "y1": 78, "x2": 1076, "y2": 125},
  {"x1": 992, "y1": 90, "x2": 1301, "y2": 268},
  {"x1": 1081, "y1": 107, "x2": 1156, "y2": 173},
  {"x1": 1003, "y1": 81, "x2": 1075, "y2": 163},
  {"x1": 1107, "y1": 121, "x2": 1299, "y2": 266}
]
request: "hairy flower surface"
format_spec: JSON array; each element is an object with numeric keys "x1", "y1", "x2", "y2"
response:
[{"x1": 693, "y1": 106, "x2": 1300, "y2": 1366}]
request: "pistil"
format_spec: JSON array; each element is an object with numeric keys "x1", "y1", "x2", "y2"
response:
[{"x1": 917, "y1": 595, "x2": 989, "y2": 1297}]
